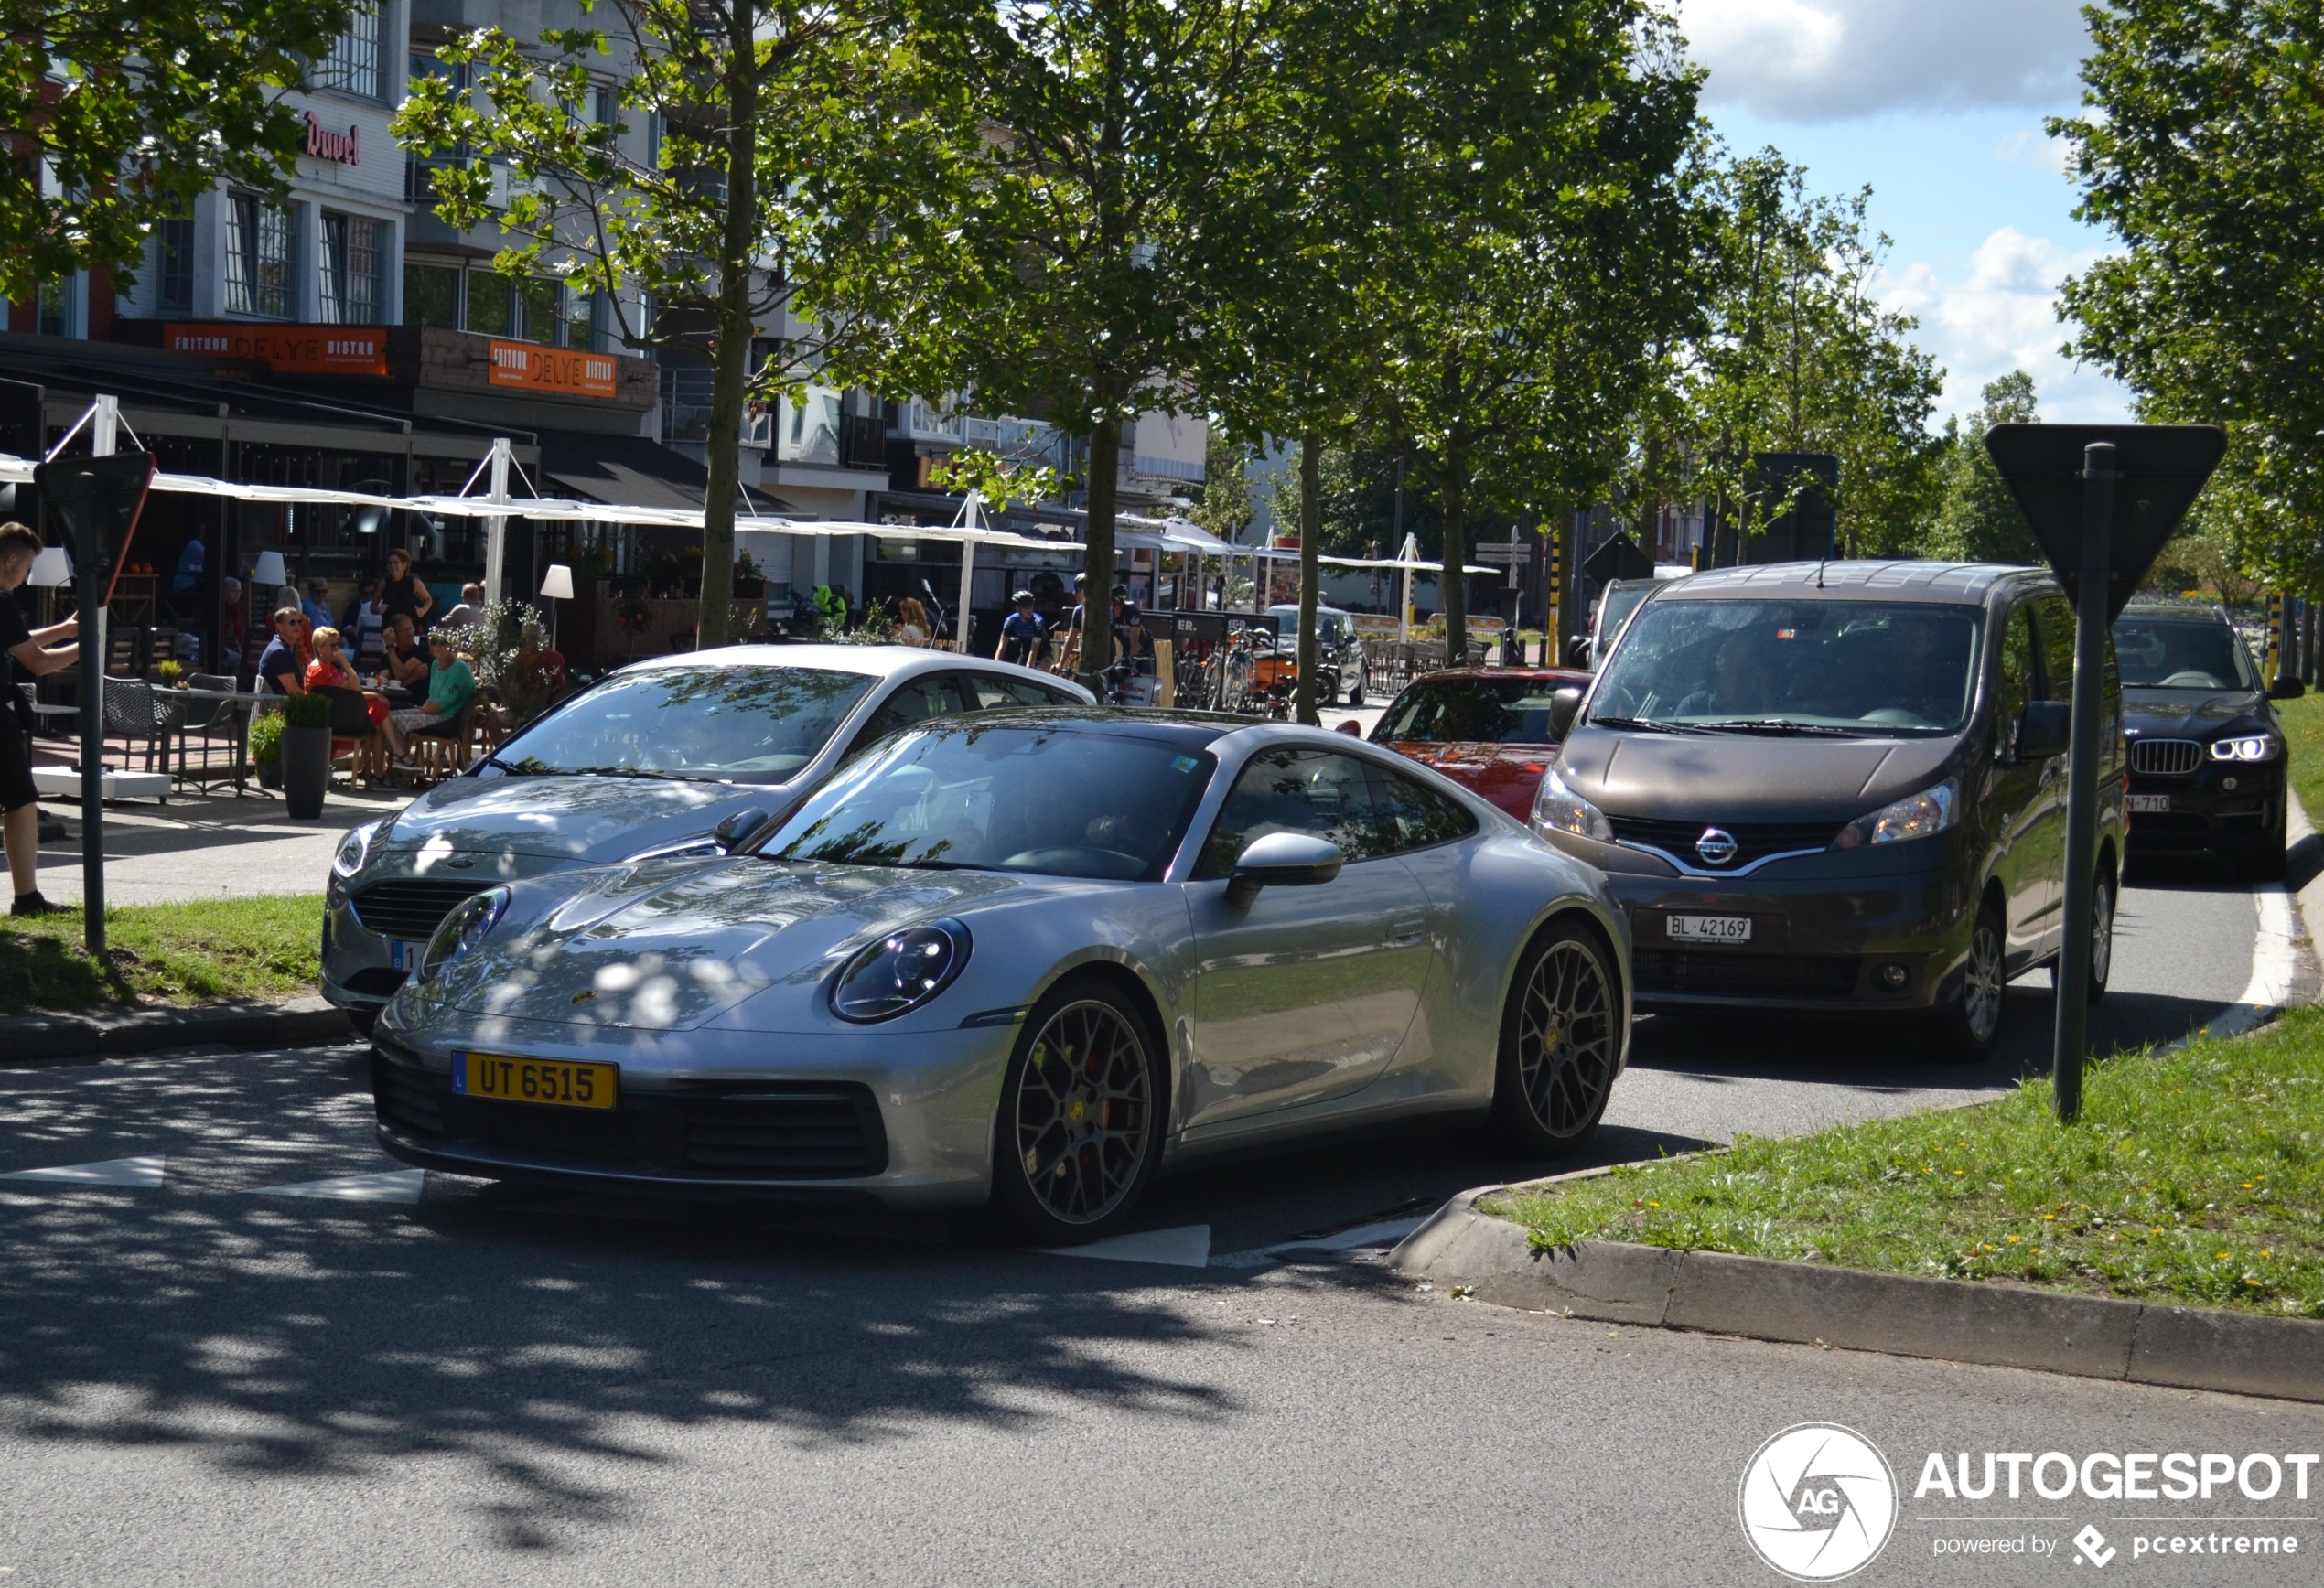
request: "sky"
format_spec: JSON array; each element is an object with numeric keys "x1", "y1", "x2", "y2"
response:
[{"x1": 1675, "y1": 0, "x2": 2133, "y2": 424}]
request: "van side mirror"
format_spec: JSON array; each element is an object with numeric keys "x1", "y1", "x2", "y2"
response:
[
  {"x1": 2270, "y1": 675, "x2": 2307, "y2": 702},
  {"x1": 1225, "y1": 832, "x2": 1344, "y2": 908},
  {"x1": 2016, "y1": 701, "x2": 2071, "y2": 761},
  {"x1": 1546, "y1": 687, "x2": 1584, "y2": 742}
]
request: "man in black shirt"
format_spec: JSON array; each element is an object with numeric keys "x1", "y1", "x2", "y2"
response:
[
  {"x1": 0, "y1": 522, "x2": 79, "y2": 915},
  {"x1": 379, "y1": 547, "x2": 434, "y2": 630}
]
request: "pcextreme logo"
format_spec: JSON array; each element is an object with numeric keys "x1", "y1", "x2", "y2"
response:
[{"x1": 1739, "y1": 1423, "x2": 1899, "y2": 1581}]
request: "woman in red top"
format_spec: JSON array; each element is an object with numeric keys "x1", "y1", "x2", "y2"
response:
[{"x1": 307, "y1": 628, "x2": 391, "y2": 727}]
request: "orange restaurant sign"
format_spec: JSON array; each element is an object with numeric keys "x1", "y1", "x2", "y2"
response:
[
  {"x1": 165, "y1": 323, "x2": 391, "y2": 377},
  {"x1": 488, "y1": 340, "x2": 618, "y2": 399}
]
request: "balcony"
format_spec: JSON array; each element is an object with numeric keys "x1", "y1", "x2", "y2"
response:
[
  {"x1": 839, "y1": 413, "x2": 888, "y2": 471},
  {"x1": 660, "y1": 366, "x2": 772, "y2": 449}
]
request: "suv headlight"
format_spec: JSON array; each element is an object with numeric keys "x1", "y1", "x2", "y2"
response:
[
  {"x1": 1531, "y1": 767, "x2": 1614, "y2": 843},
  {"x1": 1832, "y1": 779, "x2": 1959, "y2": 849},
  {"x1": 2211, "y1": 734, "x2": 2280, "y2": 763},
  {"x1": 417, "y1": 886, "x2": 510, "y2": 983},
  {"x1": 831, "y1": 920, "x2": 970, "y2": 1023}
]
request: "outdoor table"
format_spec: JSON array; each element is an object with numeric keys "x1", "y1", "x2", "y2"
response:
[{"x1": 167, "y1": 686, "x2": 268, "y2": 796}]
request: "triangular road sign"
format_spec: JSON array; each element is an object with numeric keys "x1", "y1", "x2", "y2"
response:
[
  {"x1": 1583, "y1": 533, "x2": 1654, "y2": 585},
  {"x1": 1983, "y1": 424, "x2": 2227, "y2": 621}
]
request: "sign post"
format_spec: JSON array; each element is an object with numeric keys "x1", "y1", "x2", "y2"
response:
[
  {"x1": 33, "y1": 449, "x2": 157, "y2": 957},
  {"x1": 1985, "y1": 424, "x2": 2226, "y2": 1121}
]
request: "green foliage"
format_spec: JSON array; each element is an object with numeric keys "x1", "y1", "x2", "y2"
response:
[
  {"x1": 247, "y1": 711, "x2": 283, "y2": 766},
  {"x1": 1185, "y1": 433, "x2": 1254, "y2": 545},
  {"x1": 279, "y1": 692, "x2": 332, "y2": 730},
  {"x1": 2056, "y1": 0, "x2": 2324, "y2": 589},
  {"x1": 0, "y1": 0, "x2": 349, "y2": 301},
  {"x1": 1489, "y1": 1007, "x2": 2324, "y2": 1319},
  {"x1": 925, "y1": 450, "x2": 1065, "y2": 513},
  {"x1": 1926, "y1": 370, "x2": 2042, "y2": 565},
  {"x1": 435, "y1": 597, "x2": 560, "y2": 723},
  {"x1": 0, "y1": 894, "x2": 324, "y2": 1013}
]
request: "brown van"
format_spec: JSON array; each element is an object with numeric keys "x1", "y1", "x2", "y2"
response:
[{"x1": 1531, "y1": 562, "x2": 2125, "y2": 1060}]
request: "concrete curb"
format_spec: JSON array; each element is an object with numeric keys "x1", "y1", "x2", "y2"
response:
[
  {"x1": 1392, "y1": 1190, "x2": 2324, "y2": 1404},
  {"x1": 0, "y1": 994, "x2": 356, "y2": 1065}
]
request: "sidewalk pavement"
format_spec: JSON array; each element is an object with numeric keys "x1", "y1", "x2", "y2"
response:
[{"x1": 25, "y1": 786, "x2": 412, "y2": 907}]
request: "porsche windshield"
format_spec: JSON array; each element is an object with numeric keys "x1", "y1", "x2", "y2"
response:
[
  {"x1": 1591, "y1": 600, "x2": 1984, "y2": 735},
  {"x1": 2113, "y1": 617, "x2": 2257, "y2": 691},
  {"x1": 487, "y1": 665, "x2": 872, "y2": 782},
  {"x1": 770, "y1": 724, "x2": 1214, "y2": 880}
]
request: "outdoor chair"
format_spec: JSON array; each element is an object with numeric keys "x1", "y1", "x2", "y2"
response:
[
  {"x1": 101, "y1": 676, "x2": 172, "y2": 776},
  {"x1": 317, "y1": 686, "x2": 383, "y2": 785},
  {"x1": 408, "y1": 698, "x2": 479, "y2": 783},
  {"x1": 172, "y1": 673, "x2": 253, "y2": 793}
]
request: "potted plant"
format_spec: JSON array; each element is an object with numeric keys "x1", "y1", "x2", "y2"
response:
[
  {"x1": 249, "y1": 711, "x2": 285, "y2": 790},
  {"x1": 277, "y1": 692, "x2": 332, "y2": 818},
  {"x1": 155, "y1": 660, "x2": 184, "y2": 688},
  {"x1": 732, "y1": 550, "x2": 767, "y2": 601}
]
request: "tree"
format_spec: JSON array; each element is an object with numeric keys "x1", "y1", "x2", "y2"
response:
[
  {"x1": 1927, "y1": 370, "x2": 2041, "y2": 565},
  {"x1": 2055, "y1": 0, "x2": 2324, "y2": 589},
  {"x1": 396, "y1": 0, "x2": 948, "y2": 645},
  {"x1": 3, "y1": 0, "x2": 350, "y2": 301},
  {"x1": 1673, "y1": 152, "x2": 1943, "y2": 563}
]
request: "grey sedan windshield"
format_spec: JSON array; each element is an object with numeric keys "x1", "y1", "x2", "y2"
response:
[
  {"x1": 1593, "y1": 599, "x2": 1984, "y2": 735},
  {"x1": 490, "y1": 665, "x2": 872, "y2": 783}
]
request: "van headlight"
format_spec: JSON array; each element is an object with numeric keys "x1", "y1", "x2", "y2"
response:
[
  {"x1": 1832, "y1": 779, "x2": 1959, "y2": 849},
  {"x1": 831, "y1": 920, "x2": 970, "y2": 1022},
  {"x1": 2211, "y1": 734, "x2": 2280, "y2": 762},
  {"x1": 1531, "y1": 767, "x2": 1614, "y2": 843},
  {"x1": 418, "y1": 886, "x2": 510, "y2": 982}
]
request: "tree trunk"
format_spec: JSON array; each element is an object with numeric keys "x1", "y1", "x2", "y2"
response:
[
  {"x1": 1438, "y1": 451, "x2": 1467, "y2": 668},
  {"x1": 1080, "y1": 415, "x2": 1119, "y2": 694},
  {"x1": 1294, "y1": 431, "x2": 1321, "y2": 724},
  {"x1": 696, "y1": 0, "x2": 758, "y2": 652}
]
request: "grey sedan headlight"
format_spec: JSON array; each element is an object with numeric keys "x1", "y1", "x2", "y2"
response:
[
  {"x1": 831, "y1": 920, "x2": 971, "y2": 1023},
  {"x1": 418, "y1": 885, "x2": 511, "y2": 983},
  {"x1": 2211, "y1": 734, "x2": 2280, "y2": 763},
  {"x1": 332, "y1": 820, "x2": 381, "y2": 879},
  {"x1": 1532, "y1": 767, "x2": 1613, "y2": 842}
]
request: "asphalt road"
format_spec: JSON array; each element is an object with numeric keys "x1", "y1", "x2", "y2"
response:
[{"x1": 0, "y1": 851, "x2": 2305, "y2": 1583}]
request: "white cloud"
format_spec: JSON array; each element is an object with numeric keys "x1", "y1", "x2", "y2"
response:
[
  {"x1": 1676, "y1": 0, "x2": 2090, "y2": 122},
  {"x1": 1877, "y1": 226, "x2": 2128, "y2": 422},
  {"x1": 1991, "y1": 125, "x2": 2073, "y2": 177}
]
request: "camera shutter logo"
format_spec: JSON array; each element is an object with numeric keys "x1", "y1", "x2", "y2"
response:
[{"x1": 1738, "y1": 1423, "x2": 1898, "y2": 1581}]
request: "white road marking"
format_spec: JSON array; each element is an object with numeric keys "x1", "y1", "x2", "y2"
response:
[
  {"x1": 2202, "y1": 883, "x2": 2299, "y2": 1043},
  {"x1": 244, "y1": 1170, "x2": 426, "y2": 1204},
  {"x1": 1041, "y1": 1224, "x2": 1212, "y2": 1269},
  {"x1": 1211, "y1": 1213, "x2": 1436, "y2": 1269},
  {"x1": 0, "y1": 1156, "x2": 166, "y2": 1187}
]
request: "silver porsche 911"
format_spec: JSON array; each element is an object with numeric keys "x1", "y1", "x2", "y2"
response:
[{"x1": 371, "y1": 709, "x2": 1632, "y2": 1242}]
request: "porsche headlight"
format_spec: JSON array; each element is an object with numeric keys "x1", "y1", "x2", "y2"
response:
[
  {"x1": 332, "y1": 820, "x2": 381, "y2": 880},
  {"x1": 2211, "y1": 734, "x2": 2280, "y2": 763},
  {"x1": 418, "y1": 886, "x2": 510, "y2": 983},
  {"x1": 1531, "y1": 767, "x2": 1614, "y2": 843},
  {"x1": 1833, "y1": 779, "x2": 1959, "y2": 849},
  {"x1": 831, "y1": 920, "x2": 970, "y2": 1023}
]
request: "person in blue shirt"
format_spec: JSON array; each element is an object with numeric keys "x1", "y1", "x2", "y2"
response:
[
  {"x1": 300, "y1": 579, "x2": 333, "y2": 632},
  {"x1": 997, "y1": 590, "x2": 1049, "y2": 667},
  {"x1": 169, "y1": 534, "x2": 205, "y2": 596}
]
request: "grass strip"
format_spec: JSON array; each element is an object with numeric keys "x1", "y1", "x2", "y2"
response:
[
  {"x1": 1487, "y1": 1010, "x2": 2324, "y2": 1319},
  {"x1": 0, "y1": 895, "x2": 324, "y2": 1014},
  {"x1": 2275, "y1": 689, "x2": 2324, "y2": 827}
]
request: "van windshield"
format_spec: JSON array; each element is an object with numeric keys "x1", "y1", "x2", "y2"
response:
[{"x1": 1590, "y1": 600, "x2": 1984, "y2": 735}]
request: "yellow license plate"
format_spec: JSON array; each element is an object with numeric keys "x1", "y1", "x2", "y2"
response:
[{"x1": 456, "y1": 1053, "x2": 619, "y2": 1111}]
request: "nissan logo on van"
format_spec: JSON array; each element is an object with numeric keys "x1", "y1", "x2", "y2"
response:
[{"x1": 1695, "y1": 827, "x2": 1739, "y2": 865}]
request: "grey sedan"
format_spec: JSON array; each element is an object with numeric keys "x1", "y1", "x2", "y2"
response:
[
  {"x1": 323, "y1": 646, "x2": 1091, "y2": 1035},
  {"x1": 371, "y1": 709, "x2": 1632, "y2": 1242}
]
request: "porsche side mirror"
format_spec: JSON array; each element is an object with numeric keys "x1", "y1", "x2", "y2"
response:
[
  {"x1": 2270, "y1": 674, "x2": 2307, "y2": 702},
  {"x1": 2016, "y1": 700, "x2": 2070, "y2": 762},
  {"x1": 1225, "y1": 832, "x2": 1344, "y2": 908},
  {"x1": 1545, "y1": 687, "x2": 1584, "y2": 742},
  {"x1": 715, "y1": 806, "x2": 774, "y2": 850},
  {"x1": 1334, "y1": 720, "x2": 1362, "y2": 737}
]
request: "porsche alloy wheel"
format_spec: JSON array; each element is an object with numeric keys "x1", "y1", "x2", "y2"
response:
[
  {"x1": 1495, "y1": 922, "x2": 1618, "y2": 1153},
  {"x1": 995, "y1": 984, "x2": 1161, "y2": 1240}
]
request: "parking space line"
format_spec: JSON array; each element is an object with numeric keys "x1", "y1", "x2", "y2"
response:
[
  {"x1": 1040, "y1": 1224, "x2": 1212, "y2": 1268},
  {"x1": 0, "y1": 1155, "x2": 167, "y2": 1187},
  {"x1": 243, "y1": 1170, "x2": 427, "y2": 1204}
]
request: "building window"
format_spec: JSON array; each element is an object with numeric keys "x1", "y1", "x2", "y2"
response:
[
  {"x1": 315, "y1": 1, "x2": 382, "y2": 97},
  {"x1": 225, "y1": 195, "x2": 294, "y2": 317},
  {"x1": 465, "y1": 270, "x2": 511, "y2": 336},
  {"x1": 319, "y1": 211, "x2": 383, "y2": 323},
  {"x1": 404, "y1": 52, "x2": 470, "y2": 203},
  {"x1": 565, "y1": 285, "x2": 601, "y2": 349},
  {"x1": 517, "y1": 276, "x2": 562, "y2": 346},
  {"x1": 154, "y1": 215, "x2": 195, "y2": 316},
  {"x1": 36, "y1": 277, "x2": 79, "y2": 338},
  {"x1": 403, "y1": 261, "x2": 460, "y2": 328}
]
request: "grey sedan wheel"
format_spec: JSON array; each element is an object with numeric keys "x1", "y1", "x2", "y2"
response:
[
  {"x1": 1494, "y1": 921, "x2": 1619, "y2": 1153},
  {"x1": 991, "y1": 980, "x2": 1163, "y2": 1243}
]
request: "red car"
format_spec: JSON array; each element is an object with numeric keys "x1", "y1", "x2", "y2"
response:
[{"x1": 1366, "y1": 667, "x2": 1592, "y2": 820}]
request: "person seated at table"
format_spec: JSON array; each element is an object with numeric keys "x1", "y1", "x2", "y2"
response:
[
  {"x1": 255, "y1": 607, "x2": 313, "y2": 696},
  {"x1": 0, "y1": 520, "x2": 79, "y2": 917},
  {"x1": 300, "y1": 579, "x2": 333, "y2": 632},
  {"x1": 305, "y1": 628, "x2": 391, "y2": 731},
  {"x1": 441, "y1": 582, "x2": 487, "y2": 633},
  {"x1": 380, "y1": 632, "x2": 477, "y2": 766},
  {"x1": 896, "y1": 596, "x2": 931, "y2": 647},
  {"x1": 380, "y1": 612, "x2": 429, "y2": 690}
]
